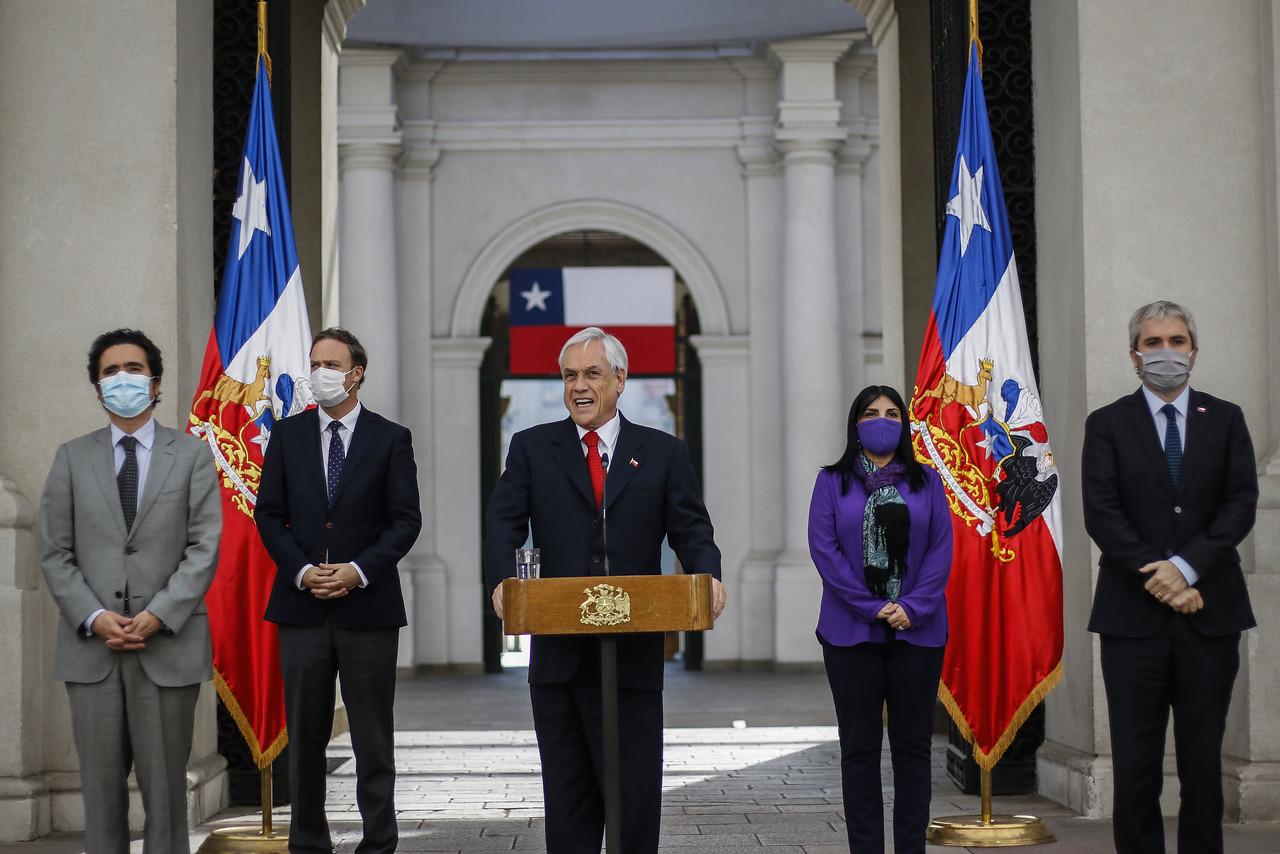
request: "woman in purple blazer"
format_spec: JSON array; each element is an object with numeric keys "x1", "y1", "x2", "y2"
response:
[{"x1": 808, "y1": 385, "x2": 953, "y2": 854}]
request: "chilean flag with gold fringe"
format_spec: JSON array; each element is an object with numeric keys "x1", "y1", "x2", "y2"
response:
[
  {"x1": 909, "y1": 44, "x2": 1063, "y2": 769},
  {"x1": 188, "y1": 55, "x2": 313, "y2": 768},
  {"x1": 509, "y1": 267, "x2": 675, "y2": 375}
]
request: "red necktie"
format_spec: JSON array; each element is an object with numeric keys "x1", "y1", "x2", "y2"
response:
[{"x1": 584, "y1": 430, "x2": 604, "y2": 510}]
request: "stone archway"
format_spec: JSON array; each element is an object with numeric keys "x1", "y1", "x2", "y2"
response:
[{"x1": 449, "y1": 199, "x2": 732, "y2": 339}]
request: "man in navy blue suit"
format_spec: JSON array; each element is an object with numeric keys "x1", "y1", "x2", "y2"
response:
[
  {"x1": 257, "y1": 327, "x2": 421, "y2": 854},
  {"x1": 484, "y1": 326, "x2": 725, "y2": 854},
  {"x1": 1083, "y1": 301, "x2": 1258, "y2": 854}
]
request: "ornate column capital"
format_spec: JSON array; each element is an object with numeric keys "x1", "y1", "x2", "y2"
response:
[
  {"x1": 399, "y1": 121, "x2": 441, "y2": 180},
  {"x1": 338, "y1": 139, "x2": 403, "y2": 174},
  {"x1": 432, "y1": 337, "x2": 493, "y2": 368},
  {"x1": 775, "y1": 137, "x2": 842, "y2": 167},
  {"x1": 688, "y1": 334, "x2": 750, "y2": 366}
]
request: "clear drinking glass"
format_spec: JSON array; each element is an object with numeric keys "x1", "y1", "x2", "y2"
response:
[{"x1": 516, "y1": 547, "x2": 540, "y2": 579}]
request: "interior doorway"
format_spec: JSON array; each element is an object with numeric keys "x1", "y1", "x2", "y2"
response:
[{"x1": 478, "y1": 230, "x2": 705, "y2": 673}]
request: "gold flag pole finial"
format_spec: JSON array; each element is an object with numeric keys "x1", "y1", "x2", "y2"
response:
[
  {"x1": 258, "y1": 0, "x2": 273, "y2": 85},
  {"x1": 969, "y1": 0, "x2": 983, "y2": 73}
]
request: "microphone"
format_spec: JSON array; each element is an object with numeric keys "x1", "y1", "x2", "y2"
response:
[{"x1": 600, "y1": 453, "x2": 610, "y2": 575}]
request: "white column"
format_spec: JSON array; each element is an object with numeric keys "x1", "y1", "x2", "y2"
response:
[
  {"x1": 689, "y1": 335, "x2": 750, "y2": 665},
  {"x1": 837, "y1": 52, "x2": 879, "y2": 398},
  {"x1": 431, "y1": 338, "x2": 492, "y2": 668},
  {"x1": 337, "y1": 49, "x2": 404, "y2": 420},
  {"x1": 396, "y1": 140, "x2": 446, "y2": 670},
  {"x1": 1232, "y1": 0, "x2": 1280, "y2": 822},
  {"x1": 769, "y1": 35, "x2": 857, "y2": 666},
  {"x1": 735, "y1": 139, "x2": 784, "y2": 667},
  {"x1": 0, "y1": 478, "x2": 46, "y2": 839}
]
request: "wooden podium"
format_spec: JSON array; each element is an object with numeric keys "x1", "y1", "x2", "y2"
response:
[
  {"x1": 500, "y1": 572, "x2": 715, "y2": 635},
  {"x1": 500, "y1": 572, "x2": 716, "y2": 854}
]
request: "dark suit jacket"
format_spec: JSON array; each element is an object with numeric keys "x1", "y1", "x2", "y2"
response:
[
  {"x1": 258, "y1": 406, "x2": 422, "y2": 629},
  {"x1": 483, "y1": 415, "x2": 721, "y2": 691},
  {"x1": 1083, "y1": 388, "x2": 1257, "y2": 637}
]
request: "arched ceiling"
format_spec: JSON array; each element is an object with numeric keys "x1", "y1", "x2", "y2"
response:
[{"x1": 346, "y1": 0, "x2": 865, "y2": 51}]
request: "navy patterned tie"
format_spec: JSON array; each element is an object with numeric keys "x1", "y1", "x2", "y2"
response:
[
  {"x1": 326, "y1": 421, "x2": 345, "y2": 506},
  {"x1": 1161, "y1": 403, "x2": 1182, "y2": 489},
  {"x1": 118, "y1": 435, "x2": 138, "y2": 531}
]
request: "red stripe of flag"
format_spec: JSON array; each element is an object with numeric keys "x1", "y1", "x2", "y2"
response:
[{"x1": 510, "y1": 325, "x2": 674, "y2": 376}]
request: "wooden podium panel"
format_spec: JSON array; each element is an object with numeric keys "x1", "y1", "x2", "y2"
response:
[{"x1": 501, "y1": 573, "x2": 714, "y2": 636}]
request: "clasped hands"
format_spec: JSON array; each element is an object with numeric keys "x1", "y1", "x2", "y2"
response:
[
  {"x1": 877, "y1": 602, "x2": 911, "y2": 630},
  {"x1": 1139, "y1": 560, "x2": 1203, "y2": 614},
  {"x1": 304, "y1": 563, "x2": 361, "y2": 599},
  {"x1": 92, "y1": 609, "x2": 162, "y2": 651}
]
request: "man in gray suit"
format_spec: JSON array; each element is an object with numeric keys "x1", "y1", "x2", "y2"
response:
[{"x1": 40, "y1": 328, "x2": 221, "y2": 854}]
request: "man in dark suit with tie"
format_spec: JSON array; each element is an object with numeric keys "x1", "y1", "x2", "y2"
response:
[
  {"x1": 1083, "y1": 300, "x2": 1258, "y2": 854},
  {"x1": 257, "y1": 327, "x2": 421, "y2": 854},
  {"x1": 484, "y1": 326, "x2": 725, "y2": 854},
  {"x1": 41, "y1": 328, "x2": 221, "y2": 854}
]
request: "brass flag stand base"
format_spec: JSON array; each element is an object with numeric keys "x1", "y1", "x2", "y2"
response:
[
  {"x1": 197, "y1": 825, "x2": 290, "y2": 854},
  {"x1": 197, "y1": 767, "x2": 291, "y2": 854},
  {"x1": 926, "y1": 767, "x2": 1055, "y2": 847}
]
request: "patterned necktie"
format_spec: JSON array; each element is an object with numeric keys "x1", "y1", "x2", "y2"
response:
[
  {"x1": 584, "y1": 430, "x2": 604, "y2": 510},
  {"x1": 327, "y1": 421, "x2": 345, "y2": 506},
  {"x1": 1161, "y1": 403, "x2": 1182, "y2": 489},
  {"x1": 118, "y1": 435, "x2": 138, "y2": 531}
]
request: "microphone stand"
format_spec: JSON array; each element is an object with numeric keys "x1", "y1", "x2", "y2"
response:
[{"x1": 599, "y1": 453, "x2": 623, "y2": 854}]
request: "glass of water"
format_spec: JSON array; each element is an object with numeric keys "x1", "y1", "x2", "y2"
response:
[{"x1": 516, "y1": 547, "x2": 540, "y2": 579}]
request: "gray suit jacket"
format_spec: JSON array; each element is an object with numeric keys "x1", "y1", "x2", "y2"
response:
[{"x1": 40, "y1": 421, "x2": 221, "y2": 686}]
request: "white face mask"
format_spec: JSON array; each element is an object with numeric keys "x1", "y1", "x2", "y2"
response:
[
  {"x1": 1136, "y1": 348, "x2": 1193, "y2": 393},
  {"x1": 310, "y1": 366, "x2": 355, "y2": 408}
]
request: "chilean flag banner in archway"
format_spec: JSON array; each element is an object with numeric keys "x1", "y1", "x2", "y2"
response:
[
  {"x1": 509, "y1": 267, "x2": 675, "y2": 375},
  {"x1": 909, "y1": 44, "x2": 1064, "y2": 769},
  {"x1": 188, "y1": 55, "x2": 314, "y2": 768}
]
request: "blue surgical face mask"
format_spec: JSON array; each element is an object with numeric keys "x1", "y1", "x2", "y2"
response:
[
  {"x1": 99, "y1": 372, "x2": 154, "y2": 418},
  {"x1": 858, "y1": 417, "x2": 903, "y2": 456}
]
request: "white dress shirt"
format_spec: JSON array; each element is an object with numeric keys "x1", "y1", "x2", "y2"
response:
[
  {"x1": 1139, "y1": 384, "x2": 1198, "y2": 585},
  {"x1": 110, "y1": 416, "x2": 156, "y2": 501},
  {"x1": 295, "y1": 404, "x2": 368, "y2": 589},
  {"x1": 576, "y1": 413, "x2": 621, "y2": 469},
  {"x1": 86, "y1": 417, "x2": 158, "y2": 633}
]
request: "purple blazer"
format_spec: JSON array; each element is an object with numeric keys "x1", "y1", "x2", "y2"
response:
[{"x1": 808, "y1": 464, "x2": 953, "y2": 648}]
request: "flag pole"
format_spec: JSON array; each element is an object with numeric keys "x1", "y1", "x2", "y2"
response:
[
  {"x1": 922, "y1": 0, "x2": 1053, "y2": 846},
  {"x1": 198, "y1": 4, "x2": 290, "y2": 844}
]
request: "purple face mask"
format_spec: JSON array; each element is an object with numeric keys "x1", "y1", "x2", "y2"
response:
[{"x1": 858, "y1": 417, "x2": 902, "y2": 456}]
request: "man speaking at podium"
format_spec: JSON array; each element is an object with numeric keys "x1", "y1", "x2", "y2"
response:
[{"x1": 485, "y1": 326, "x2": 725, "y2": 854}]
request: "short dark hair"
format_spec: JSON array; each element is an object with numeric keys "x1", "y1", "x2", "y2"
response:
[
  {"x1": 823, "y1": 384, "x2": 926, "y2": 493},
  {"x1": 87, "y1": 327, "x2": 163, "y2": 385},
  {"x1": 311, "y1": 327, "x2": 367, "y2": 387},
  {"x1": 86, "y1": 329, "x2": 164, "y2": 409}
]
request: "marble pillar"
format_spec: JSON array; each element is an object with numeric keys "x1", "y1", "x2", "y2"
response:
[
  {"x1": 397, "y1": 139, "x2": 449, "y2": 670},
  {"x1": 337, "y1": 49, "x2": 404, "y2": 421},
  {"x1": 736, "y1": 139, "x2": 784, "y2": 668},
  {"x1": 689, "y1": 335, "x2": 751, "y2": 664},
  {"x1": 769, "y1": 35, "x2": 857, "y2": 666},
  {"x1": 431, "y1": 338, "x2": 492, "y2": 669}
]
